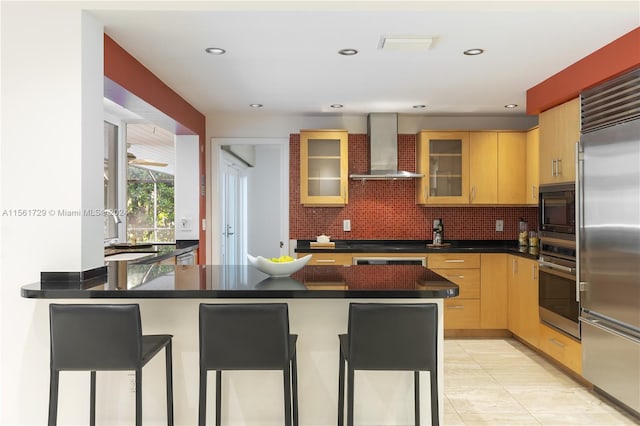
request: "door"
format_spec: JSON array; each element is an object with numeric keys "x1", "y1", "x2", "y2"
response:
[{"x1": 221, "y1": 151, "x2": 247, "y2": 265}]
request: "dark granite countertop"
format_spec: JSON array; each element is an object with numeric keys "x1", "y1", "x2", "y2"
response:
[
  {"x1": 21, "y1": 264, "x2": 459, "y2": 299},
  {"x1": 295, "y1": 239, "x2": 539, "y2": 260},
  {"x1": 103, "y1": 240, "x2": 199, "y2": 265}
]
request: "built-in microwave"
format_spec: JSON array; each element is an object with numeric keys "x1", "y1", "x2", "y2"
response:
[{"x1": 539, "y1": 182, "x2": 576, "y2": 240}]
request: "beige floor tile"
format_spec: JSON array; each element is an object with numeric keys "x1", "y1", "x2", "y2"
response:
[
  {"x1": 532, "y1": 411, "x2": 639, "y2": 425},
  {"x1": 457, "y1": 411, "x2": 542, "y2": 425},
  {"x1": 447, "y1": 387, "x2": 528, "y2": 414}
]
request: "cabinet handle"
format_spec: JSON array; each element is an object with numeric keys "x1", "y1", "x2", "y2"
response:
[
  {"x1": 512, "y1": 259, "x2": 518, "y2": 274},
  {"x1": 548, "y1": 338, "x2": 565, "y2": 348},
  {"x1": 447, "y1": 305, "x2": 465, "y2": 310},
  {"x1": 532, "y1": 264, "x2": 537, "y2": 280},
  {"x1": 551, "y1": 159, "x2": 556, "y2": 177},
  {"x1": 471, "y1": 186, "x2": 476, "y2": 202},
  {"x1": 531, "y1": 186, "x2": 537, "y2": 201},
  {"x1": 557, "y1": 159, "x2": 562, "y2": 176},
  {"x1": 316, "y1": 259, "x2": 336, "y2": 263},
  {"x1": 445, "y1": 259, "x2": 465, "y2": 263},
  {"x1": 446, "y1": 275, "x2": 465, "y2": 279}
]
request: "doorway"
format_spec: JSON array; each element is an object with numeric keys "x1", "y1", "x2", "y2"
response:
[{"x1": 211, "y1": 138, "x2": 289, "y2": 265}]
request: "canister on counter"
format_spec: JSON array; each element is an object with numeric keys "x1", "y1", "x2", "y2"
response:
[{"x1": 518, "y1": 219, "x2": 528, "y2": 246}]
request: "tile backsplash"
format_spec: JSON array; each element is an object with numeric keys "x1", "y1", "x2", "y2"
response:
[{"x1": 290, "y1": 133, "x2": 538, "y2": 240}]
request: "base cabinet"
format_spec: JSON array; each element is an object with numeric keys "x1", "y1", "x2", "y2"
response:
[
  {"x1": 507, "y1": 255, "x2": 540, "y2": 347},
  {"x1": 539, "y1": 323, "x2": 582, "y2": 375}
]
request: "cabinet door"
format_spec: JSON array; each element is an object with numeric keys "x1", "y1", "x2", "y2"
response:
[
  {"x1": 480, "y1": 253, "x2": 508, "y2": 329},
  {"x1": 507, "y1": 256, "x2": 521, "y2": 334},
  {"x1": 497, "y1": 132, "x2": 526, "y2": 204},
  {"x1": 469, "y1": 132, "x2": 498, "y2": 204},
  {"x1": 300, "y1": 130, "x2": 348, "y2": 206},
  {"x1": 416, "y1": 131, "x2": 469, "y2": 204},
  {"x1": 525, "y1": 127, "x2": 539, "y2": 205},
  {"x1": 538, "y1": 98, "x2": 580, "y2": 184},
  {"x1": 518, "y1": 257, "x2": 540, "y2": 347}
]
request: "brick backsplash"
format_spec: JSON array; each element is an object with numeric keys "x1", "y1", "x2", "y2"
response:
[{"x1": 290, "y1": 133, "x2": 538, "y2": 241}]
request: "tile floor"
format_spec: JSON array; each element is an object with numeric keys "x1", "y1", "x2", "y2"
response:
[{"x1": 443, "y1": 338, "x2": 639, "y2": 425}]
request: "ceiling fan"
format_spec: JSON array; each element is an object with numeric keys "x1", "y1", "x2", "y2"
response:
[{"x1": 127, "y1": 145, "x2": 168, "y2": 167}]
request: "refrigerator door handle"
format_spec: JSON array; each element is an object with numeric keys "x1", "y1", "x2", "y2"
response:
[
  {"x1": 576, "y1": 140, "x2": 583, "y2": 303},
  {"x1": 580, "y1": 316, "x2": 640, "y2": 345}
]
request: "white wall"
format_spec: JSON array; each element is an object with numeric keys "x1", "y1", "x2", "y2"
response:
[
  {"x1": 174, "y1": 135, "x2": 200, "y2": 240},
  {"x1": 1, "y1": 3, "x2": 105, "y2": 425}
]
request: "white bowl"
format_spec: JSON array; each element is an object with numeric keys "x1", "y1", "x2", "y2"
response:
[
  {"x1": 316, "y1": 234, "x2": 331, "y2": 243},
  {"x1": 247, "y1": 254, "x2": 312, "y2": 277}
]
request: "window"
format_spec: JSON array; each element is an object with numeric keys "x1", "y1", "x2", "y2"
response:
[
  {"x1": 127, "y1": 166, "x2": 175, "y2": 243},
  {"x1": 104, "y1": 121, "x2": 119, "y2": 241}
]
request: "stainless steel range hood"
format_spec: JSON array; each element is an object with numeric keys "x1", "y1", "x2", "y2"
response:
[{"x1": 349, "y1": 113, "x2": 423, "y2": 180}]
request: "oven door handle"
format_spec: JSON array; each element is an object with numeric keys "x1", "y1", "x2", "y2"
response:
[{"x1": 538, "y1": 260, "x2": 575, "y2": 273}]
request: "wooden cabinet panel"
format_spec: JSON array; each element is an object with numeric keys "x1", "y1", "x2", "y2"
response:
[
  {"x1": 469, "y1": 132, "x2": 498, "y2": 204},
  {"x1": 480, "y1": 253, "x2": 508, "y2": 329},
  {"x1": 300, "y1": 129, "x2": 348, "y2": 206},
  {"x1": 303, "y1": 253, "x2": 352, "y2": 266},
  {"x1": 525, "y1": 127, "x2": 540, "y2": 205},
  {"x1": 428, "y1": 253, "x2": 480, "y2": 269},
  {"x1": 508, "y1": 255, "x2": 540, "y2": 347},
  {"x1": 539, "y1": 323, "x2": 582, "y2": 374},
  {"x1": 431, "y1": 268, "x2": 480, "y2": 298},
  {"x1": 444, "y1": 299, "x2": 481, "y2": 329},
  {"x1": 497, "y1": 132, "x2": 527, "y2": 204},
  {"x1": 538, "y1": 98, "x2": 580, "y2": 184}
]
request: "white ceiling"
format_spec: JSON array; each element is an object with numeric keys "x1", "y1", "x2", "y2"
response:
[{"x1": 94, "y1": 1, "x2": 639, "y2": 117}]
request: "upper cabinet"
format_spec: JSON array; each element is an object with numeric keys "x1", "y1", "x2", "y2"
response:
[
  {"x1": 525, "y1": 126, "x2": 540, "y2": 205},
  {"x1": 417, "y1": 130, "x2": 529, "y2": 205},
  {"x1": 299, "y1": 129, "x2": 348, "y2": 206},
  {"x1": 416, "y1": 131, "x2": 470, "y2": 204},
  {"x1": 539, "y1": 98, "x2": 580, "y2": 184}
]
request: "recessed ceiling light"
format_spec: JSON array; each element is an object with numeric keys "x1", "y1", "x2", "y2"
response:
[
  {"x1": 249, "y1": 104, "x2": 263, "y2": 108},
  {"x1": 205, "y1": 47, "x2": 226, "y2": 55},
  {"x1": 413, "y1": 104, "x2": 427, "y2": 109},
  {"x1": 338, "y1": 48, "x2": 358, "y2": 56},
  {"x1": 330, "y1": 104, "x2": 343, "y2": 109},
  {"x1": 504, "y1": 104, "x2": 518, "y2": 108},
  {"x1": 463, "y1": 48, "x2": 484, "y2": 56}
]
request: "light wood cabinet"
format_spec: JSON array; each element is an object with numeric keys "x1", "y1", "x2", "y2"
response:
[
  {"x1": 497, "y1": 132, "x2": 527, "y2": 204},
  {"x1": 507, "y1": 255, "x2": 540, "y2": 347},
  {"x1": 431, "y1": 253, "x2": 481, "y2": 329},
  {"x1": 300, "y1": 129, "x2": 348, "y2": 206},
  {"x1": 469, "y1": 132, "x2": 498, "y2": 204},
  {"x1": 416, "y1": 131, "x2": 470, "y2": 205},
  {"x1": 525, "y1": 126, "x2": 540, "y2": 205},
  {"x1": 539, "y1": 323, "x2": 582, "y2": 374},
  {"x1": 302, "y1": 252, "x2": 352, "y2": 266},
  {"x1": 480, "y1": 253, "x2": 508, "y2": 329},
  {"x1": 539, "y1": 98, "x2": 580, "y2": 184}
]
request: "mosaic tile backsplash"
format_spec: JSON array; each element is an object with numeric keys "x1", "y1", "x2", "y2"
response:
[{"x1": 290, "y1": 133, "x2": 538, "y2": 241}]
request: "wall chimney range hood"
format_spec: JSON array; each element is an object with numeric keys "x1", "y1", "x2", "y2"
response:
[{"x1": 349, "y1": 113, "x2": 423, "y2": 180}]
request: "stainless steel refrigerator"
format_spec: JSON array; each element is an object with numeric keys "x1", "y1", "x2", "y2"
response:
[{"x1": 578, "y1": 68, "x2": 640, "y2": 416}]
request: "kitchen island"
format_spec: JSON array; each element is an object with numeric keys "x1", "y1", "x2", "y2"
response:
[{"x1": 22, "y1": 264, "x2": 457, "y2": 425}]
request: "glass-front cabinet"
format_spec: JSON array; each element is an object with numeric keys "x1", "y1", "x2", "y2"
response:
[
  {"x1": 416, "y1": 131, "x2": 470, "y2": 204},
  {"x1": 300, "y1": 129, "x2": 348, "y2": 206}
]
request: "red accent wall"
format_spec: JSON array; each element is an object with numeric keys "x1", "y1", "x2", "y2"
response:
[
  {"x1": 527, "y1": 28, "x2": 640, "y2": 114},
  {"x1": 290, "y1": 134, "x2": 538, "y2": 241},
  {"x1": 104, "y1": 35, "x2": 207, "y2": 262}
]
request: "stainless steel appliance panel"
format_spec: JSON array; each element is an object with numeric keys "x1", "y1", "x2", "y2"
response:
[
  {"x1": 580, "y1": 118, "x2": 640, "y2": 330},
  {"x1": 581, "y1": 313, "x2": 640, "y2": 413}
]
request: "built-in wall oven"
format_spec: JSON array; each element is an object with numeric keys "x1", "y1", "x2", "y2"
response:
[{"x1": 538, "y1": 237, "x2": 580, "y2": 340}]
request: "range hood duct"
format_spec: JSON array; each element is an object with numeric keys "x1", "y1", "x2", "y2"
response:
[{"x1": 349, "y1": 113, "x2": 423, "y2": 180}]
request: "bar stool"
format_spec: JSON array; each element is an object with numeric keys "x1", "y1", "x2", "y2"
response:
[
  {"x1": 48, "y1": 304, "x2": 174, "y2": 426},
  {"x1": 338, "y1": 303, "x2": 439, "y2": 426},
  {"x1": 198, "y1": 303, "x2": 298, "y2": 426}
]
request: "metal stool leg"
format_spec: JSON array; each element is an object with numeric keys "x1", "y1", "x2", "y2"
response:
[
  {"x1": 135, "y1": 368, "x2": 142, "y2": 426},
  {"x1": 48, "y1": 369, "x2": 59, "y2": 426},
  {"x1": 291, "y1": 352, "x2": 299, "y2": 426},
  {"x1": 338, "y1": 349, "x2": 345, "y2": 426},
  {"x1": 90, "y1": 371, "x2": 96, "y2": 426},
  {"x1": 283, "y1": 368, "x2": 292, "y2": 426},
  {"x1": 430, "y1": 371, "x2": 439, "y2": 426},
  {"x1": 414, "y1": 371, "x2": 420, "y2": 426},
  {"x1": 165, "y1": 341, "x2": 174, "y2": 425},
  {"x1": 215, "y1": 371, "x2": 222, "y2": 426},
  {"x1": 347, "y1": 366, "x2": 355, "y2": 426},
  {"x1": 198, "y1": 368, "x2": 207, "y2": 426}
]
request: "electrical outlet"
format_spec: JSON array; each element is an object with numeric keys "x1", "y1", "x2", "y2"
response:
[
  {"x1": 128, "y1": 373, "x2": 136, "y2": 394},
  {"x1": 343, "y1": 219, "x2": 351, "y2": 232},
  {"x1": 496, "y1": 219, "x2": 504, "y2": 232}
]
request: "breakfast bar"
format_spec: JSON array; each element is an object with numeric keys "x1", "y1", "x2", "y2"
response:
[{"x1": 22, "y1": 263, "x2": 457, "y2": 425}]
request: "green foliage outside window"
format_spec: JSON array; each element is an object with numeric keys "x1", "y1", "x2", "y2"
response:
[{"x1": 127, "y1": 166, "x2": 175, "y2": 243}]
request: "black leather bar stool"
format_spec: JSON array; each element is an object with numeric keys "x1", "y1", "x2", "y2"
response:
[
  {"x1": 48, "y1": 304, "x2": 174, "y2": 426},
  {"x1": 338, "y1": 303, "x2": 439, "y2": 426},
  {"x1": 198, "y1": 303, "x2": 298, "y2": 426}
]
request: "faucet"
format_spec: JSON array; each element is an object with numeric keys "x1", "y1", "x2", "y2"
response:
[{"x1": 108, "y1": 209, "x2": 122, "y2": 224}]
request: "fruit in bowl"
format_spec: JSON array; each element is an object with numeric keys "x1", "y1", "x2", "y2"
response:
[{"x1": 247, "y1": 254, "x2": 312, "y2": 277}]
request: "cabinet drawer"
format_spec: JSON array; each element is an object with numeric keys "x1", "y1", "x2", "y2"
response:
[
  {"x1": 304, "y1": 253, "x2": 352, "y2": 266},
  {"x1": 539, "y1": 324, "x2": 582, "y2": 374},
  {"x1": 428, "y1": 253, "x2": 480, "y2": 269},
  {"x1": 444, "y1": 299, "x2": 481, "y2": 329},
  {"x1": 431, "y1": 268, "x2": 480, "y2": 298}
]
